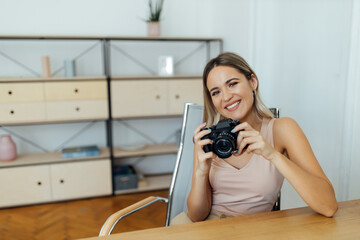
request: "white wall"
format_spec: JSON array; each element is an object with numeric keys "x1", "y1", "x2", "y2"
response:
[
  {"x1": 341, "y1": 0, "x2": 360, "y2": 201},
  {"x1": 1, "y1": 0, "x2": 359, "y2": 207},
  {"x1": 252, "y1": 0, "x2": 355, "y2": 208}
]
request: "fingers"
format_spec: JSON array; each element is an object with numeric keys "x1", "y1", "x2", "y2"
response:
[
  {"x1": 234, "y1": 129, "x2": 264, "y2": 156},
  {"x1": 238, "y1": 135, "x2": 260, "y2": 153},
  {"x1": 236, "y1": 130, "x2": 257, "y2": 150},
  {"x1": 193, "y1": 123, "x2": 212, "y2": 147},
  {"x1": 231, "y1": 121, "x2": 255, "y2": 133}
]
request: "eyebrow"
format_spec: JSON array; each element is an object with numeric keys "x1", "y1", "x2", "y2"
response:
[{"x1": 209, "y1": 78, "x2": 239, "y2": 93}]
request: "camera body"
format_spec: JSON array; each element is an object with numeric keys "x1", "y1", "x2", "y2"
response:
[{"x1": 201, "y1": 118, "x2": 241, "y2": 159}]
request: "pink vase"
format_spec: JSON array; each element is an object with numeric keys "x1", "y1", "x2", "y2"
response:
[
  {"x1": 147, "y1": 22, "x2": 161, "y2": 37},
  {"x1": 0, "y1": 135, "x2": 17, "y2": 162}
]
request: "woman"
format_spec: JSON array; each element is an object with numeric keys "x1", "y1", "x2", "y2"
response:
[{"x1": 172, "y1": 52, "x2": 337, "y2": 225}]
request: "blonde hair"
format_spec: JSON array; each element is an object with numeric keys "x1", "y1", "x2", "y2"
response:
[{"x1": 202, "y1": 52, "x2": 273, "y2": 126}]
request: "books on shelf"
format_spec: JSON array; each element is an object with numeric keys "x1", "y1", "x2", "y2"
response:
[{"x1": 61, "y1": 145, "x2": 100, "y2": 159}]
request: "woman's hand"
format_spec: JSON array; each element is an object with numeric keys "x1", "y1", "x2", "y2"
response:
[
  {"x1": 232, "y1": 122, "x2": 276, "y2": 161},
  {"x1": 193, "y1": 123, "x2": 217, "y2": 174}
]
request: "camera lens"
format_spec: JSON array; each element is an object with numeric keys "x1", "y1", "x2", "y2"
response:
[
  {"x1": 214, "y1": 137, "x2": 234, "y2": 158},
  {"x1": 217, "y1": 139, "x2": 232, "y2": 152}
]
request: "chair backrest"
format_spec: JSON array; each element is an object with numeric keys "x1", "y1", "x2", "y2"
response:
[
  {"x1": 165, "y1": 105, "x2": 280, "y2": 225},
  {"x1": 166, "y1": 103, "x2": 204, "y2": 225}
]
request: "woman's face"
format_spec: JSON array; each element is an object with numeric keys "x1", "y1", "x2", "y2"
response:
[{"x1": 207, "y1": 66, "x2": 257, "y2": 121}]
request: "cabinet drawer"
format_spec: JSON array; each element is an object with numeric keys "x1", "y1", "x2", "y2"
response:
[
  {"x1": 50, "y1": 159, "x2": 112, "y2": 201},
  {"x1": 167, "y1": 79, "x2": 203, "y2": 115},
  {"x1": 0, "y1": 165, "x2": 52, "y2": 208},
  {"x1": 0, "y1": 82, "x2": 44, "y2": 103},
  {"x1": 0, "y1": 102, "x2": 46, "y2": 124},
  {"x1": 111, "y1": 80, "x2": 167, "y2": 118},
  {"x1": 45, "y1": 100, "x2": 108, "y2": 121},
  {"x1": 44, "y1": 81, "x2": 107, "y2": 101}
]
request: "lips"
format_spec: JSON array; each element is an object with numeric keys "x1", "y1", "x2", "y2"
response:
[{"x1": 225, "y1": 100, "x2": 241, "y2": 111}]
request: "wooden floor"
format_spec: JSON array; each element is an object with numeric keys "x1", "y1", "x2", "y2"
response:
[{"x1": 0, "y1": 190, "x2": 169, "y2": 240}]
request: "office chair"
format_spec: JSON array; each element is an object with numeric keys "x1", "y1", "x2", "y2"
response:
[{"x1": 99, "y1": 103, "x2": 280, "y2": 236}]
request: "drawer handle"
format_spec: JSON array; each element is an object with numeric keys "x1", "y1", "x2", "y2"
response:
[
  {"x1": 37, "y1": 181, "x2": 42, "y2": 186},
  {"x1": 156, "y1": 95, "x2": 161, "y2": 99},
  {"x1": 10, "y1": 110, "x2": 15, "y2": 115},
  {"x1": 175, "y1": 94, "x2": 180, "y2": 99},
  {"x1": 8, "y1": 90, "x2": 12, "y2": 95},
  {"x1": 74, "y1": 88, "x2": 79, "y2": 93},
  {"x1": 60, "y1": 179, "x2": 64, "y2": 184},
  {"x1": 75, "y1": 107, "x2": 80, "y2": 112}
]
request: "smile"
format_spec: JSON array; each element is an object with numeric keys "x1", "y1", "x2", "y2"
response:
[{"x1": 225, "y1": 100, "x2": 241, "y2": 110}]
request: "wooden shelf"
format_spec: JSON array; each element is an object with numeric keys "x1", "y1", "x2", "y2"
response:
[
  {"x1": 0, "y1": 35, "x2": 222, "y2": 42},
  {"x1": 0, "y1": 117, "x2": 109, "y2": 127},
  {"x1": 0, "y1": 147, "x2": 110, "y2": 168},
  {"x1": 114, "y1": 174, "x2": 172, "y2": 195},
  {"x1": 113, "y1": 143, "x2": 178, "y2": 158},
  {"x1": 110, "y1": 75, "x2": 201, "y2": 80},
  {"x1": 0, "y1": 76, "x2": 106, "y2": 83}
]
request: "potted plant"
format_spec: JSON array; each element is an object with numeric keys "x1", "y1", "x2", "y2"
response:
[{"x1": 145, "y1": 0, "x2": 164, "y2": 37}]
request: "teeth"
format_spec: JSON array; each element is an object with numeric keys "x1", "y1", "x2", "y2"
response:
[{"x1": 226, "y1": 101, "x2": 240, "y2": 109}]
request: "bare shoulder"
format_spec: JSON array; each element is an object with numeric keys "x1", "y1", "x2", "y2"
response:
[
  {"x1": 273, "y1": 117, "x2": 307, "y2": 151},
  {"x1": 273, "y1": 116, "x2": 302, "y2": 132},
  {"x1": 273, "y1": 117, "x2": 300, "y2": 131}
]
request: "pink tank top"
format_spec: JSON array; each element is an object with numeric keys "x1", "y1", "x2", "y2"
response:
[{"x1": 209, "y1": 118, "x2": 284, "y2": 217}]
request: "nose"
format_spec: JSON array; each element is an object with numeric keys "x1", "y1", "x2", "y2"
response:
[{"x1": 222, "y1": 89, "x2": 232, "y2": 102}]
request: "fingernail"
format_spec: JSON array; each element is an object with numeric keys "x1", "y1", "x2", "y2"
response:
[
  {"x1": 208, "y1": 129, "x2": 211, "y2": 132},
  {"x1": 237, "y1": 150, "x2": 240, "y2": 154},
  {"x1": 231, "y1": 128, "x2": 235, "y2": 133},
  {"x1": 202, "y1": 122, "x2": 207, "y2": 125}
]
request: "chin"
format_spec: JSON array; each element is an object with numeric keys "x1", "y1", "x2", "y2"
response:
[{"x1": 222, "y1": 112, "x2": 242, "y2": 121}]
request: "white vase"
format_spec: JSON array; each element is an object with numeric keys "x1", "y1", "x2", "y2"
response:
[
  {"x1": 0, "y1": 135, "x2": 17, "y2": 162},
  {"x1": 147, "y1": 22, "x2": 161, "y2": 37}
]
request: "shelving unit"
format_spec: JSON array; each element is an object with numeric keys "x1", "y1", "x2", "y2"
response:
[
  {"x1": 0, "y1": 35, "x2": 222, "y2": 206},
  {"x1": 0, "y1": 35, "x2": 112, "y2": 208}
]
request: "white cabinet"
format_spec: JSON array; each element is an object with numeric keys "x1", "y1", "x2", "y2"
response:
[
  {"x1": 111, "y1": 80, "x2": 167, "y2": 117},
  {"x1": 0, "y1": 82, "x2": 45, "y2": 102},
  {"x1": 44, "y1": 79, "x2": 108, "y2": 121},
  {"x1": 0, "y1": 165, "x2": 52, "y2": 207},
  {"x1": 167, "y1": 79, "x2": 203, "y2": 115},
  {"x1": 111, "y1": 77, "x2": 203, "y2": 118},
  {"x1": 0, "y1": 77, "x2": 108, "y2": 125},
  {"x1": 50, "y1": 160, "x2": 112, "y2": 201},
  {"x1": 0, "y1": 158, "x2": 112, "y2": 208},
  {"x1": 0, "y1": 82, "x2": 46, "y2": 124}
]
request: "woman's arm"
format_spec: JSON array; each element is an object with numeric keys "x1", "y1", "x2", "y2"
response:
[
  {"x1": 187, "y1": 124, "x2": 216, "y2": 222},
  {"x1": 234, "y1": 117, "x2": 338, "y2": 217},
  {"x1": 270, "y1": 117, "x2": 338, "y2": 217}
]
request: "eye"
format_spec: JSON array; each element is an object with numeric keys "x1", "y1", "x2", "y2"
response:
[
  {"x1": 211, "y1": 90, "x2": 220, "y2": 96},
  {"x1": 229, "y1": 82, "x2": 238, "y2": 87}
]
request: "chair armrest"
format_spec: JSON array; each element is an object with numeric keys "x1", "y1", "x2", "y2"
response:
[{"x1": 99, "y1": 196, "x2": 168, "y2": 236}]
